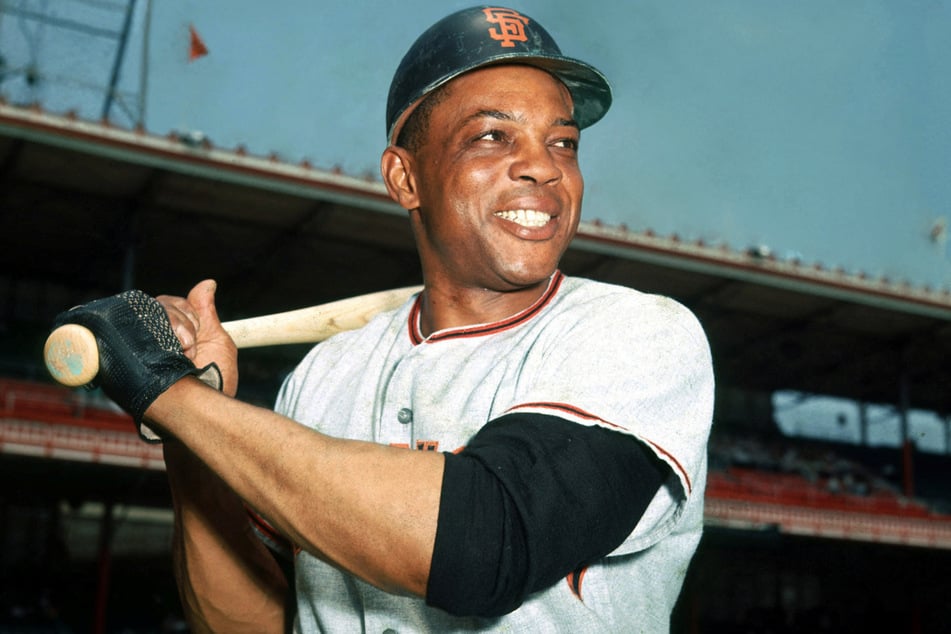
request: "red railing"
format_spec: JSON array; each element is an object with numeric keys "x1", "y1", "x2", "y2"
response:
[
  {"x1": 0, "y1": 378, "x2": 131, "y2": 430},
  {"x1": 1, "y1": 377, "x2": 947, "y2": 517},
  {"x1": 0, "y1": 378, "x2": 163, "y2": 469},
  {"x1": 707, "y1": 466, "x2": 932, "y2": 518}
]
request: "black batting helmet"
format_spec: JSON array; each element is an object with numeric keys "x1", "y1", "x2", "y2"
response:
[{"x1": 386, "y1": 5, "x2": 612, "y2": 145}]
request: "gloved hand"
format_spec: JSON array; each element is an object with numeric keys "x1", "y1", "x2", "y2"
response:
[{"x1": 52, "y1": 289, "x2": 222, "y2": 442}]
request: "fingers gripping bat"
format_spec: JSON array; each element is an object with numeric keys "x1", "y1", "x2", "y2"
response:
[{"x1": 43, "y1": 285, "x2": 423, "y2": 388}]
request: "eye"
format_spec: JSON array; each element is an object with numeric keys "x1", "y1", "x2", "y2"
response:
[
  {"x1": 475, "y1": 129, "x2": 507, "y2": 143},
  {"x1": 553, "y1": 137, "x2": 579, "y2": 151}
]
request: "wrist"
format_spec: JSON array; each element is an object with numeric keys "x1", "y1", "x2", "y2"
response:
[{"x1": 144, "y1": 375, "x2": 218, "y2": 438}]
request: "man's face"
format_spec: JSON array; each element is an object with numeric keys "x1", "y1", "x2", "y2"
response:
[{"x1": 406, "y1": 65, "x2": 584, "y2": 293}]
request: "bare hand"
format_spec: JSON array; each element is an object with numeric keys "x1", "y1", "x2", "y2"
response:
[{"x1": 158, "y1": 280, "x2": 238, "y2": 397}]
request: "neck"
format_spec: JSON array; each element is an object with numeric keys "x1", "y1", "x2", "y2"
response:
[{"x1": 416, "y1": 276, "x2": 554, "y2": 337}]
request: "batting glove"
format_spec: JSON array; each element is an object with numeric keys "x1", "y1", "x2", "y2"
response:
[{"x1": 52, "y1": 289, "x2": 222, "y2": 442}]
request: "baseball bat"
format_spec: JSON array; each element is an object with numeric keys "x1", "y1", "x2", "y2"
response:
[{"x1": 44, "y1": 285, "x2": 423, "y2": 388}]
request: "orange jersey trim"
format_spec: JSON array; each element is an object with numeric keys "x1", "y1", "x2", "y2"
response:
[
  {"x1": 407, "y1": 271, "x2": 565, "y2": 344},
  {"x1": 566, "y1": 566, "x2": 588, "y2": 601},
  {"x1": 506, "y1": 401, "x2": 693, "y2": 494}
]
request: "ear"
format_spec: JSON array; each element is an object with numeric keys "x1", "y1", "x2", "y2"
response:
[{"x1": 380, "y1": 146, "x2": 420, "y2": 210}]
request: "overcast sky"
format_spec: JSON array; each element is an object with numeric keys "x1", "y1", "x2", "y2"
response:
[
  {"x1": 3, "y1": 0, "x2": 948, "y2": 291},
  {"x1": 3, "y1": 0, "x2": 949, "y2": 448}
]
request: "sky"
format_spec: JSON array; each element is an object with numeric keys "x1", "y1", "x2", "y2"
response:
[
  {"x1": 1, "y1": 1, "x2": 949, "y2": 448},
  {"x1": 773, "y1": 391, "x2": 949, "y2": 456},
  {"x1": 2, "y1": 0, "x2": 949, "y2": 292},
  {"x1": 149, "y1": 0, "x2": 951, "y2": 292}
]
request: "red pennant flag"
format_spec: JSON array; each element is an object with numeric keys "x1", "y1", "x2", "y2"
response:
[{"x1": 188, "y1": 24, "x2": 209, "y2": 61}]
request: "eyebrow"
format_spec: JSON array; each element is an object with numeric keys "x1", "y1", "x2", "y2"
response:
[{"x1": 463, "y1": 109, "x2": 579, "y2": 129}]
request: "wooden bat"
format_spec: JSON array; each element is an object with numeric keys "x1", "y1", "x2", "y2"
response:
[{"x1": 44, "y1": 285, "x2": 423, "y2": 388}]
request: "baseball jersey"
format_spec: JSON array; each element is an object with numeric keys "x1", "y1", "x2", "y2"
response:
[{"x1": 274, "y1": 271, "x2": 714, "y2": 633}]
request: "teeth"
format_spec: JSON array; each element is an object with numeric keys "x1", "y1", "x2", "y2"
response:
[{"x1": 495, "y1": 209, "x2": 551, "y2": 227}]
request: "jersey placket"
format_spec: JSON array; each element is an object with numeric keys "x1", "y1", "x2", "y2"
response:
[{"x1": 379, "y1": 347, "x2": 424, "y2": 450}]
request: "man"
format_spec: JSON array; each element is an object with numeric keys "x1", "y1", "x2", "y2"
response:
[{"x1": 54, "y1": 6, "x2": 713, "y2": 632}]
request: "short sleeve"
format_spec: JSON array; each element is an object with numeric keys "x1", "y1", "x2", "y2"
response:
[{"x1": 506, "y1": 288, "x2": 715, "y2": 551}]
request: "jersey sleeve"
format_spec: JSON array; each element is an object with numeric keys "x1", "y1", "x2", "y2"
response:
[
  {"x1": 428, "y1": 413, "x2": 667, "y2": 616},
  {"x1": 508, "y1": 288, "x2": 714, "y2": 553}
]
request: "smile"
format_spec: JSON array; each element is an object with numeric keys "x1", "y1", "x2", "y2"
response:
[{"x1": 494, "y1": 209, "x2": 552, "y2": 228}]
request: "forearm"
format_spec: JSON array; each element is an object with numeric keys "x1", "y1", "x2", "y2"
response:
[
  {"x1": 151, "y1": 378, "x2": 443, "y2": 597},
  {"x1": 164, "y1": 439, "x2": 289, "y2": 633}
]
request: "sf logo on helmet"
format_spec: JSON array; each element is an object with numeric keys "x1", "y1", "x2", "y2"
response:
[{"x1": 483, "y1": 7, "x2": 529, "y2": 47}]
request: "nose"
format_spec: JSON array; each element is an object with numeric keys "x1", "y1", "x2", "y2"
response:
[{"x1": 508, "y1": 139, "x2": 562, "y2": 185}]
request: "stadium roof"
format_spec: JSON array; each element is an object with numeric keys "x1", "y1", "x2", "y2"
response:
[{"x1": 2, "y1": 101, "x2": 950, "y2": 414}]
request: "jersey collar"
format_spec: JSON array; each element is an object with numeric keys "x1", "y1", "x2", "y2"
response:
[{"x1": 408, "y1": 271, "x2": 566, "y2": 345}]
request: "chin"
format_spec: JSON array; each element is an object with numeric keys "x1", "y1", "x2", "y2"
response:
[{"x1": 498, "y1": 263, "x2": 558, "y2": 289}]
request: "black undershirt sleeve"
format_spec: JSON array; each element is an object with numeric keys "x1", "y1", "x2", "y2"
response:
[{"x1": 426, "y1": 412, "x2": 669, "y2": 618}]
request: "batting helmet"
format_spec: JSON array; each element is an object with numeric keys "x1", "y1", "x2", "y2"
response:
[{"x1": 386, "y1": 5, "x2": 612, "y2": 145}]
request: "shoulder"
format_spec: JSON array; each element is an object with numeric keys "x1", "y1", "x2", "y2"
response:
[
  {"x1": 276, "y1": 293, "x2": 418, "y2": 409},
  {"x1": 518, "y1": 276, "x2": 712, "y2": 398},
  {"x1": 303, "y1": 291, "x2": 418, "y2": 356},
  {"x1": 550, "y1": 276, "x2": 708, "y2": 344}
]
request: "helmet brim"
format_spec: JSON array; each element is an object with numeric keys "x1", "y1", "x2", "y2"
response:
[{"x1": 387, "y1": 54, "x2": 612, "y2": 146}]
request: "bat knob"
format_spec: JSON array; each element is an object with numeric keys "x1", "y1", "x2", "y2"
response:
[{"x1": 44, "y1": 324, "x2": 100, "y2": 387}]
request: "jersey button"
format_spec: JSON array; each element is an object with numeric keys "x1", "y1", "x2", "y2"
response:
[{"x1": 397, "y1": 408, "x2": 413, "y2": 424}]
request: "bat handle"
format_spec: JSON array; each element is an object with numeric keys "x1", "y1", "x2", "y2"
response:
[{"x1": 44, "y1": 324, "x2": 101, "y2": 387}]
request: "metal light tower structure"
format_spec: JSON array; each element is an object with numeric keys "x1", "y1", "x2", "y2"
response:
[{"x1": 0, "y1": 0, "x2": 149, "y2": 128}]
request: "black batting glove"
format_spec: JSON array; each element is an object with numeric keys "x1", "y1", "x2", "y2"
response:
[{"x1": 52, "y1": 289, "x2": 222, "y2": 442}]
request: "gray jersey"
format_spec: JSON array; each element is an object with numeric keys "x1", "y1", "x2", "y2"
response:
[{"x1": 275, "y1": 272, "x2": 714, "y2": 633}]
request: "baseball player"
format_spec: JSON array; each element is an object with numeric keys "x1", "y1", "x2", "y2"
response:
[{"x1": 53, "y1": 5, "x2": 714, "y2": 632}]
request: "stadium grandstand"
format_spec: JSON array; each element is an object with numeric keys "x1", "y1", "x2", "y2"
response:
[{"x1": 1, "y1": 2, "x2": 949, "y2": 632}]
